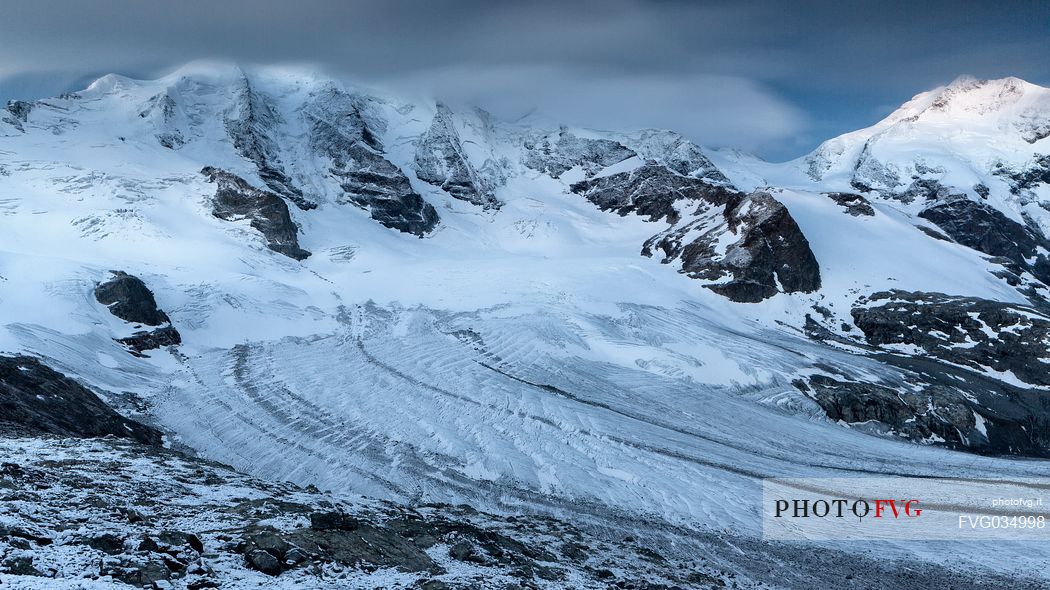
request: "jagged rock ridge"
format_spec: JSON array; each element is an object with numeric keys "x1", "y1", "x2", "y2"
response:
[
  {"x1": 225, "y1": 76, "x2": 318, "y2": 211},
  {"x1": 307, "y1": 87, "x2": 440, "y2": 236},
  {"x1": 202, "y1": 166, "x2": 312, "y2": 260},
  {"x1": 415, "y1": 103, "x2": 501, "y2": 209}
]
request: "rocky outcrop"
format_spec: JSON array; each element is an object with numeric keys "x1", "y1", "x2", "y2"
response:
[
  {"x1": 795, "y1": 372, "x2": 1050, "y2": 457},
  {"x1": 917, "y1": 197, "x2": 1050, "y2": 285},
  {"x1": 415, "y1": 103, "x2": 500, "y2": 209},
  {"x1": 826, "y1": 192, "x2": 875, "y2": 216},
  {"x1": 94, "y1": 271, "x2": 183, "y2": 354},
  {"x1": 225, "y1": 77, "x2": 317, "y2": 211},
  {"x1": 851, "y1": 290, "x2": 1050, "y2": 387},
  {"x1": 95, "y1": 271, "x2": 171, "y2": 326},
  {"x1": 522, "y1": 128, "x2": 636, "y2": 178},
  {"x1": 648, "y1": 192, "x2": 820, "y2": 303},
  {"x1": 993, "y1": 154, "x2": 1050, "y2": 195},
  {"x1": 0, "y1": 355, "x2": 162, "y2": 444},
  {"x1": 202, "y1": 167, "x2": 311, "y2": 260},
  {"x1": 573, "y1": 165, "x2": 820, "y2": 302},
  {"x1": 571, "y1": 163, "x2": 738, "y2": 224},
  {"x1": 2, "y1": 100, "x2": 33, "y2": 133},
  {"x1": 307, "y1": 89, "x2": 439, "y2": 236},
  {"x1": 701, "y1": 193, "x2": 821, "y2": 302}
]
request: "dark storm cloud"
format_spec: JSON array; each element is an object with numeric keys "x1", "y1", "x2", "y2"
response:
[{"x1": 1, "y1": 0, "x2": 1046, "y2": 159}]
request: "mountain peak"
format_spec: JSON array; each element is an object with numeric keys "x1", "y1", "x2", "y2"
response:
[{"x1": 921, "y1": 74, "x2": 1044, "y2": 115}]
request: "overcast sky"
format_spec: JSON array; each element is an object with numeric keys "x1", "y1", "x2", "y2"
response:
[{"x1": 1, "y1": 0, "x2": 1046, "y2": 160}]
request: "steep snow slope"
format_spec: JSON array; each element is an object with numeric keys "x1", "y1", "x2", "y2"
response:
[{"x1": 1, "y1": 64, "x2": 1049, "y2": 585}]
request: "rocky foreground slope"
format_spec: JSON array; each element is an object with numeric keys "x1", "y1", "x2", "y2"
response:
[{"x1": 0, "y1": 433, "x2": 729, "y2": 589}]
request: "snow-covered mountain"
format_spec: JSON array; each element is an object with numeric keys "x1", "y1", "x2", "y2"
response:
[
  {"x1": 2, "y1": 64, "x2": 1050, "y2": 587},
  {"x1": 717, "y1": 75, "x2": 1050, "y2": 298}
]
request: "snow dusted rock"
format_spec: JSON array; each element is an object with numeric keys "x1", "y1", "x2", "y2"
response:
[
  {"x1": 2, "y1": 100, "x2": 33, "y2": 133},
  {"x1": 851, "y1": 290, "x2": 1050, "y2": 387},
  {"x1": 825, "y1": 192, "x2": 875, "y2": 216},
  {"x1": 415, "y1": 103, "x2": 501, "y2": 209},
  {"x1": 522, "y1": 127, "x2": 636, "y2": 179},
  {"x1": 95, "y1": 271, "x2": 172, "y2": 326},
  {"x1": 574, "y1": 165, "x2": 820, "y2": 302},
  {"x1": 0, "y1": 435, "x2": 730, "y2": 589},
  {"x1": 797, "y1": 347, "x2": 1050, "y2": 456},
  {"x1": 571, "y1": 163, "x2": 737, "y2": 223},
  {"x1": 797, "y1": 374, "x2": 981, "y2": 448},
  {"x1": 0, "y1": 355, "x2": 162, "y2": 444},
  {"x1": 224, "y1": 75, "x2": 317, "y2": 211},
  {"x1": 622, "y1": 128, "x2": 730, "y2": 183},
  {"x1": 202, "y1": 166, "x2": 311, "y2": 260},
  {"x1": 655, "y1": 192, "x2": 820, "y2": 303},
  {"x1": 795, "y1": 372, "x2": 1050, "y2": 457},
  {"x1": 702, "y1": 192, "x2": 821, "y2": 302},
  {"x1": 994, "y1": 153, "x2": 1050, "y2": 196},
  {"x1": 307, "y1": 87, "x2": 439, "y2": 236},
  {"x1": 138, "y1": 91, "x2": 185, "y2": 149}
]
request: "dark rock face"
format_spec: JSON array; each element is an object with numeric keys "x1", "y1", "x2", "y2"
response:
[
  {"x1": 826, "y1": 192, "x2": 875, "y2": 216},
  {"x1": 703, "y1": 193, "x2": 821, "y2": 302},
  {"x1": 117, "y1": 327, "x2": 183, "y2": 353},
  {"x1": 0, "y1": 355, "x2": 162, "y2": 445},
  {"x1": 918, "y1": 196, "x2": 1050, "y2": 285},
  {"x1": 797, "y1": 375, "x2": 977, "y2": 447},
  {"x1": 238, "y1": 509, "x2": 563, "y2": 579},
  {"x1": 522, "y1": 128, "x2": 636, "y2": 179},
  {"x1": 202, "y1": 167, "x2": 311, "y2": 260},
  {"x1": 571, "y1": 163, "x2": 738, "y2": 224},
  {"x1": 573, "y1": 165, "x2": 820, "y2": 302},
  {"x1": 225, "y1": 77, "x2": 317, "y2": 211},
  {"x1": 307, "y1": 89, "x2": 439, "y2": 236},
  {"x1": 95, "y1": 271, "x2": 171, "y2": 326},
  {"x1": 415, "y1": 103, "x2": 500, "y2": 209},
  {"x1": 795, "y1": 372, "x2": 1050, "y2": 457},
  {"x1": 95, "y1": 271, "x2": 183, "y2": 354},
  {"x1": 851, "y1": 290, "x2": 1050, "y2": 387}
]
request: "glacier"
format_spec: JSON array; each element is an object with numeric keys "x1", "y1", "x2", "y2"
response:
[{"x1": 1, "y1": 62, "x2": 1050, "y2": 587}]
